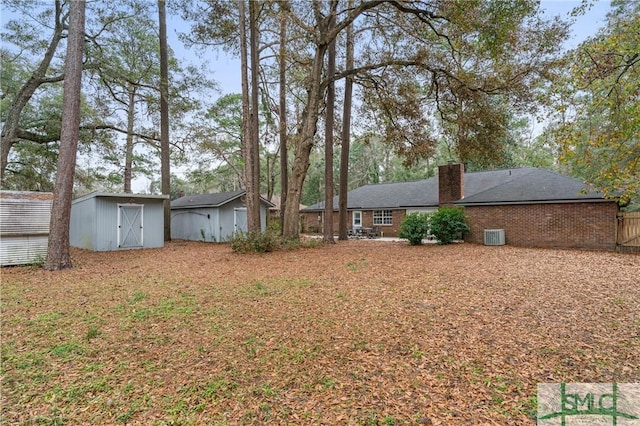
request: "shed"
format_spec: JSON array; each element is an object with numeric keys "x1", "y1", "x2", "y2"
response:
[
  {"x1": 70, "y1": 192, "x2": 169, "y2": 251},
  {"x1": 171, "y1": 190, "x2": 275, "y2": 242},
  {"x1": 0, "y1": 191, "x2": 53, "y2": 266}
]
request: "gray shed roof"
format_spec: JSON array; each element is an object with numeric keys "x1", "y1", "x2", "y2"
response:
[
  {"x1": 171, "y1": 190, "x2": 275, "y2": 210},
  {"x1": 72, "y1": 191, "x2": 169, "y2": 204},
  {"x1": 303, "y1": 167, "x2": 609, "y2": 211}
]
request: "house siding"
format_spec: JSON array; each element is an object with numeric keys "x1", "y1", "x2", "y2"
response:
[{"x1": 463, "y1": 202, "x2": 619, "y2": 251}]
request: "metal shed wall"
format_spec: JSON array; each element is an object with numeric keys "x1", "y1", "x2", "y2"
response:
[
  {"x1": 171, "y1": 199, "x2": 269, "y2": 242},
  {"x1": 219, "y1": 199, "x2": 247, "y2": 240},
  {"x1": 71, "y1": 193, "x2": 166, "y2": 251},
  {"x1": 218, "y1": 199, "x2": 269, "y2": 240},
  {"x1": 171, "y1": 207, "x2": 221, "y2": 242},
  {"x1": 0, "y1": 191, "x2": 53, "y2": 266},
  {"x1": 70, "y1": 194, "x2": 97, "y2": 250}
]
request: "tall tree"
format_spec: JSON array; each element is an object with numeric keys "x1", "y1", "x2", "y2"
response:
[
  {"x1": 278, "y1": 2, "x2": 289, "y2": 234},
  {"x1": 555, "y1": 0, "x2": 639, "y2": 204},
  {"x1": 45, "y1": 0, "x2": 86, "y2": 270},
  {"x1": 180, "y1": 1, "x2": 569, "y2": 239},
  {"x1": 87, "y1": 9, "x2": 162, "y2": 193},
  {"x1": 323, "y1": 1, "x2": 338, "y2": 243},
  {"x1": 158, "y1": 0, "x2": 171, "y2": 240},
  {"x1": 238, "y1": 0, "x2": 250, "y2": 193},
  {"x1": 246, "y1": 0, "x2": 262, "y2": 231},
  {"x1": 1, "y1": 0, "x2": 67, "y2": 181},
  {"x1": 338, "y1": 0, "x2": 355, "y2": 240}
]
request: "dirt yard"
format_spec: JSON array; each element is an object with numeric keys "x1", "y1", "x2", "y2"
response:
[{"x1": 2, "y1": 240, "x2": 639, "y2": 425}]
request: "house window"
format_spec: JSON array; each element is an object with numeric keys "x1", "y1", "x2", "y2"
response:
[{"x1": 373, "y1": 210, "x2": 393, "y2": 225}]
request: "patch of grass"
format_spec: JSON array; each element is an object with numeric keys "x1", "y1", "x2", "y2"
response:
[
  {"x1": 361, "y1": 412, "x2": 395, "y2": 426},
  {"x1": 130, "y1": 307, "x2": 151, "y2": 320},
  {"x1": 246, "y1": 278, "x2": 314, "y2": 298},
  {"x1": 200, "y1": 378, "x2": 237, "y2": 400},
  {"x1": 130, "y1": 291, "x2": 148, "y2": 303},
  {"x1": 86, "y1": 324, "x2": 100, "y2": 340},
  {"x1": 32, "y1": 414, "x2": 65, "y2": 426},
  {"x1": 157, "y1": 296, "x2": 196, "y2": 317},
  {"x1": 253, "y1": 281, "x2": 273, "y2": 297},
  {"x1": 8, "y1": 349, "x2": 45, "y2": 370},
  {"x1": 259, "y1": 383, "x2": 277, "y2": 397},
  {"x1": 346, "y1": 258, "x2": 368, "y2": 272},
  {"x1": 243, "y1": 336, "x2": 263, "y2": 359},
  {"x1": 35, "y1": 311, "x2": 63, "y2": 323},
  {"x1": 318, "y1": 376, "x2": 337, "y2": 391},
  {"x1": 412, "y1": 347, "x2": 425, "y2": 360},
  {"x1": 117, "y1": 402, "x2": 139, "y2": 423},
  {"x1": 50, "y1": 341, "x2": 84, "y2": 360}
]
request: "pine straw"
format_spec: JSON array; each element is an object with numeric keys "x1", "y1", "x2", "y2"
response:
[{"x1": 2, "y1": 241, "x2": 639, "y2": 425}]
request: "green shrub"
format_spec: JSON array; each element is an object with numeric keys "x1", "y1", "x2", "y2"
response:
[
  {"x1": 429, "y1": 207, "x2": 470, "y2": 244},
  {"x1": 228, "y1": 230, "x2": 323, "y2": 253},
  {"x1": 267, "y1": 216, "x2": 281, "y2": 233},
  {"x1": 228, "y1": 230, "x2": 280, "y2": 253},
  {"x1": 398, "y1": 213, "x2": 431, "y2": 245}
]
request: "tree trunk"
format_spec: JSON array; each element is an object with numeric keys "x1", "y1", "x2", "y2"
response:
[
  {"x1": 124, "y1": 88, "x2": 135, "y2": 193},
  {"x1": 44, "y1": 0, "x2": 85, "y2": 271},
  {"x1": 338, "y1": 0, "x2": 355, "y2": 241},
  {"x1": 239, "y1": 0, "x2": 253, "y2": 234},
  {"x1": 278, "y1": 3, "x2": 288, "y2": 234},
  {"x1": 1, "y1": 0, "x2": 65, "y2": 183},
  {"x1": 323, "y1": 7, "x2": 337, "y2": 244},
  {"x1": 246, "y1": 0, "x2": 261, "y2": 231},
  {"x1": 158, "y1": 0, "x2": 171, "y2": 241},
  {"x1": 282, "y1": 43, "x2": 328, "y2": 239}
]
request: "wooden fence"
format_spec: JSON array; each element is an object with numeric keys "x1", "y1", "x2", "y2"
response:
[{"x1": 617, "y1": 211, "x2": 640, "y2": 251}]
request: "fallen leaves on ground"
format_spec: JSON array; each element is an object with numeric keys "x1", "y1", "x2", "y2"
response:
[{"x1": 1, "y1": 240, "x2": 639, "y2": 425}]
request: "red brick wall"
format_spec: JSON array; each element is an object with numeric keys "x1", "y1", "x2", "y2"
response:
[
  {"x1": 464, "y1": 202, "x2": 619, "y2": 251},
  {"x1": 439, "y1": 163, "x2": 464, "y2": 205},
  {"x1": 300, "y1": 209, "x2": 407, "y2": 237}
]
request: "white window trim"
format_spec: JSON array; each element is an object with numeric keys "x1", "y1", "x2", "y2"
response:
[
  {"x1": 352, "y1": 210, "x2": 362, "y2": 228},
  {"x1": 373, "y1": 209, "x2": 393, "y2": 226}
]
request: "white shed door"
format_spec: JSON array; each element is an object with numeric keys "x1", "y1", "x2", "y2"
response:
[
  {"x1": 234, "y1": 207, "x2": 248, "y2": 233},
  {"x1": 118, "y1": 204, "x2": 144, "y2": 248}
]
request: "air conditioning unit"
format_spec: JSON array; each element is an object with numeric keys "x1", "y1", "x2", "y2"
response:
[{"x1": 484, "y1": 229, "x2": 505, "y2": 246}]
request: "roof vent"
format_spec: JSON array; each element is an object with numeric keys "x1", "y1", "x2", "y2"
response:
[{"x1": 484, "y1": 229, "x2": 505, "y2": 246}]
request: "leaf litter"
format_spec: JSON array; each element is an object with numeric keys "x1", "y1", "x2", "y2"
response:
[{"x1": 1, "y1": 240, "x2": 639, "y2": 425}]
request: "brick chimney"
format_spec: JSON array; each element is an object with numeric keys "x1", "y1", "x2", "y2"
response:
[{"x1": 438, "y1": 163, "x2": 464, "y2": 206}]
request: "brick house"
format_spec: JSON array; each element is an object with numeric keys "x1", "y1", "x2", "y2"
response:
[{"x1": 301, "y1": 163, "x2": 620, "y2": 250}]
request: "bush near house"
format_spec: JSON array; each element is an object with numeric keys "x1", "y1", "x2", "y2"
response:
[
  {"x1": 398, "y1": 212, "x2": 431, "y2": 245},
  {"x1": 429, "y1": 206, "x2": 470, "y2": 244}
]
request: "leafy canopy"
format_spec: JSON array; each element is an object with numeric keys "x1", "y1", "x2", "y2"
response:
[{"x1": 555, "y1": 0, "x2": 640, "y2": 204}]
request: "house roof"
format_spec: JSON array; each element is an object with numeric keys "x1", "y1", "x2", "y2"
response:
[
  {"x1": 457, "y1": 168, "x2": 607, "y2": 205},
  {"x1": 261, "y1": 194, "x2": 306, "y2": 211},
  {"x1": 302, "y1": 167, "x2": 610, "y2": 211},
  {"x1": 171, "y1": 190, "x2": 275, "y2": 210}
]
